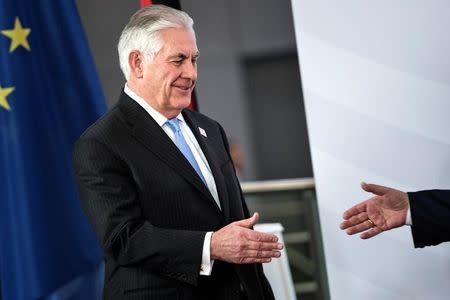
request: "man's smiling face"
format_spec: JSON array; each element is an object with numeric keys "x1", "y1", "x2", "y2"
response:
[{"x1": 142, "y1": 27, "x2": 198, "y2": 118}]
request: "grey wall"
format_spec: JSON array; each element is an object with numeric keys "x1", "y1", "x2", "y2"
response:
[
  {"x1": 181, "y1": 0, "x2": 300, "y2": 180},
  {"x1": 76, "y1": 0, "x2": 138, "y2": 104},
  {"x1": 244, "y1": 54, "x2": 312, "y2": 180},
  {"x1": 76, "y1": 0, "x2": 309, "y2": 181}
]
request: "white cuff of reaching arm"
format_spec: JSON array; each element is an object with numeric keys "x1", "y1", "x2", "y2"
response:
[
  {"x1": 200, "y1": 231, "x2": 214, "y2": 276},
  {"x1": 405, "y1": 200, "x2": 412, "y2": 226}
]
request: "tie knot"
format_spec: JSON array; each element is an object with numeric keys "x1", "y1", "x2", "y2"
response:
[{"x1": 166, "y1": 118, "x2": 181, "y2": 133}]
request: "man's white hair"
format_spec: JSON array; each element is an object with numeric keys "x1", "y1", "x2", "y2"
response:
[{"x1": 117, "y1": 5, "x2": 195, "y2": 80}]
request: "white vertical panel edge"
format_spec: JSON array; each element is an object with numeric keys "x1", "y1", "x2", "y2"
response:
[{"x1": 291, "y1": 1, "x2": 450, "y2": 299}]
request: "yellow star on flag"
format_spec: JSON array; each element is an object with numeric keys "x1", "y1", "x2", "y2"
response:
[
  {"x1": 1, "y1": 17, "x2": 31, "y2": 53},
  {"x1": 0, "y1": 85, "x2": 15, "y2": 111}
]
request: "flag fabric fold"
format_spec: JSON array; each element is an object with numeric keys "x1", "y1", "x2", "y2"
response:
[{"x1": 0, "y1": 1, "x2": 105, "y2": 299}]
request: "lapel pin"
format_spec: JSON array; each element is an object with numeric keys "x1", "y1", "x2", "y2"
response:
[{"x1": 199, "y1": 127, "x2": 207, "y2": 137}]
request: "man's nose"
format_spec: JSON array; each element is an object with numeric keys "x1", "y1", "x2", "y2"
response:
[{"x1": 182, "y1": 61, "x2": 197, "y2": 80}]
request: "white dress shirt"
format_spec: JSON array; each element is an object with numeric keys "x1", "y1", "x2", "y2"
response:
[{"x1": 124, "y1": 85, "x2": 217, "y2": 275}]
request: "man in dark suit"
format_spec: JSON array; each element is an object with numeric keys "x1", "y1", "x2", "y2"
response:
[
  {"x1": 340, "y1": 182, "x2": 450, "y2": 248},
  {"x1": 73, "y1": 5, "x2": 281, "y2": 300}
]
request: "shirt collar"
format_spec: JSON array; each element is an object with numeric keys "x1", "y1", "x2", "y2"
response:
[{"x1": 124, "y1": 84, "x2": 185, "y2": 127}]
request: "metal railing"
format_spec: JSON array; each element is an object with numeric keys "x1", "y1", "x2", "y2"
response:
[{"x1": 241, "y1": 178, "x2": 330, "y2": 300}]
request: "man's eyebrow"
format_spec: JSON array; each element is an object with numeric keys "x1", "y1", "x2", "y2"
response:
[
  {"x1": 175, "y1": 53, "x2": 188, "y2": 59},
  {"x1": 169, "y1": 52, "x2": 200, "y2": 60}
]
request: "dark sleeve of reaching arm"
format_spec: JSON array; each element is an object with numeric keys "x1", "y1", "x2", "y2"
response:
[
  {"x1": 407, "y1": 190, "x2": 450, "y2": 248},
  {"x1": 73, "y1": 137, "x2": 205, "y2": 285}
]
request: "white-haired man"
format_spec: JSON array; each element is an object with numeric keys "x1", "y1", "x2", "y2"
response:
[{"x1": 74, "y1": 5, "x2": 280, "y2": 300}]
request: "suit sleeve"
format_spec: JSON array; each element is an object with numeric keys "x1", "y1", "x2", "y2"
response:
[
  {"x1": 407, "y1": 190, "x2": 450, "y2": 248},
  {"x1": 73, "y1": 137, "x2": 205, "y2": 285}
]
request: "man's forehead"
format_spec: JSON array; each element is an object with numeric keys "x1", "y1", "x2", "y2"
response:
[
  {"x1": 158, "y1": 27, "x2": 198, "y2": 55},
  {"x1": 161, "y1": 46, "x2": 199, "y2": 59}
]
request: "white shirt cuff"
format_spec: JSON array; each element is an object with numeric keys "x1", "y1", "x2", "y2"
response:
[
  {"x1": 200, "y1": 231, "x2": 214, "y2": 276},
  {"x1": 405, "y1": 199, "x2": 412, "y2": 226}
]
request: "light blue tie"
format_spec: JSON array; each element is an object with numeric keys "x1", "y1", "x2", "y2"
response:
[{"x1": 166, "y1": 118, "x2": 207, "y2": 185}]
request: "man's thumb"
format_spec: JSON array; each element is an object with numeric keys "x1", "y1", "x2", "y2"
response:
[
  {"x1": 361, "y1": 182, "x2": 388, "y2": 196},
  {"x1": 235, "y1": 212, "x2": 259, "y2": 228}
]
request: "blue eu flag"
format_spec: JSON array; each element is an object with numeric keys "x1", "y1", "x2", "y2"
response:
[{"x1": 0, "y1": 1, "x2": 106, "y2": 299}]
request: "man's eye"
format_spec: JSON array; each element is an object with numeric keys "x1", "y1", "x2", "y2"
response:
[{"x1": 173, "y1": 60, "x2": 183, "y2": 65}]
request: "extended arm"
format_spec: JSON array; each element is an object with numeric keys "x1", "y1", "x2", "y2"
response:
[{"x1": 340, "y1": 183, "x2": 450, "y2": 248}]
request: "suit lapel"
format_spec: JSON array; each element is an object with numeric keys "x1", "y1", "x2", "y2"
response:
[
  {"x1": 117, "y1": 93, "x2": 217, "y2": 208},
  {"x1": 183, "y1": 110, "x2": 231, "y2": 222}
]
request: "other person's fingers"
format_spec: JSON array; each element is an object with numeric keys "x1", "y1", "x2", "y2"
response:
[
  {"x1": 344, "y1": 219, "x2": 376, "y2": 235},
  {"x1": 361, "y1": 182, "x2": 389, "y2": 196},
  {"x1": 340, "y1": 211, "x2": 368, "y2": 229},
  {"x1": 360, "y1": 226, "x2": 383, "y2": 239},
  {"x1": 342, "y1": 201, "x2": 368, "y2": 220}
]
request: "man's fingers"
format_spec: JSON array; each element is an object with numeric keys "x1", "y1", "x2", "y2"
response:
[
  {"x1": 242, "y1": 249, "x2": 281, "y2": 259},
  {"x1": 236, "y1": 250, "x2": 281, "y2": 264},
  {"x1": 240, "y1": 257, "x2": 273, "y2": 264},
  {"x1": 344, "y1": 219, "x2": 374, "y2": 235},
  {"x1": 342, "y1": 202, "x2": 367, "y2": 220},
  {"x1": 340, "y1": 182, "x2": 388, "y2": 241},
  {"x1": 234, "y1": 212, "x2": 259, "y2": 228},
  {"x1": 341, "y1": 211, "x2": 368, "y2": 229},
  {"x1": 340, "y1": 219, "x2": 353, "y2": 230},
  {"x1": 245, "y1": 229, "x2": 279, "y2": 243},
  {"x1": 361, "y1": 182, "x2": 389, "y2": 196},
  {"x1": 343, "y1": 182, "x2": 390, "y2": 221},
  {"x1": 244, "y1": 240, "x2": 283, "y2": 251},
  {"x1": 360, "y1": 226, "x2": 383, "y2": 239}
]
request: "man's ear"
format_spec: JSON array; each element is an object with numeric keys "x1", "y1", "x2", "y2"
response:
[{"x1": 129, "y1": 50, "x2": 144, "y2": 78}]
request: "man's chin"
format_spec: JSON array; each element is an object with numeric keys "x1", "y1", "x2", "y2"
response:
[{"x1": 173, "y1": 98, "x2": 192, "y2": 110}]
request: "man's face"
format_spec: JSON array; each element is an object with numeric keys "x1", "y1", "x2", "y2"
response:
[{"x1": 141, "y1": 27, "x2": 198, "y2": 118}]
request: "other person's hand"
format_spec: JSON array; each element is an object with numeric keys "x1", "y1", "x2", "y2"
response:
[{"x1": 340, "y1": 182, "x2": 409, "y2": 239}]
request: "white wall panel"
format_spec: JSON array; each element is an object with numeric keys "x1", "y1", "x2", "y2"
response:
[{"x1": 291, "y1": 1, "x2": 450, "y2": 299}]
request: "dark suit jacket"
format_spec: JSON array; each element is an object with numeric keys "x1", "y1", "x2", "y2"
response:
[
  {"x1": 408, "y1": 190, "x2": 450, "y2": 248},
  {"x1": 73, "y1": 91, "x2": 274, "y2": 300}
]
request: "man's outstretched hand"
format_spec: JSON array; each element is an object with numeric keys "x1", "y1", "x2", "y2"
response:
[
  {"x1": 211, "y1": 212, "x2": 283, "y2": 264},
  {"x1": 340, "y1": 182, "x2": 409, "y2": 239}
]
